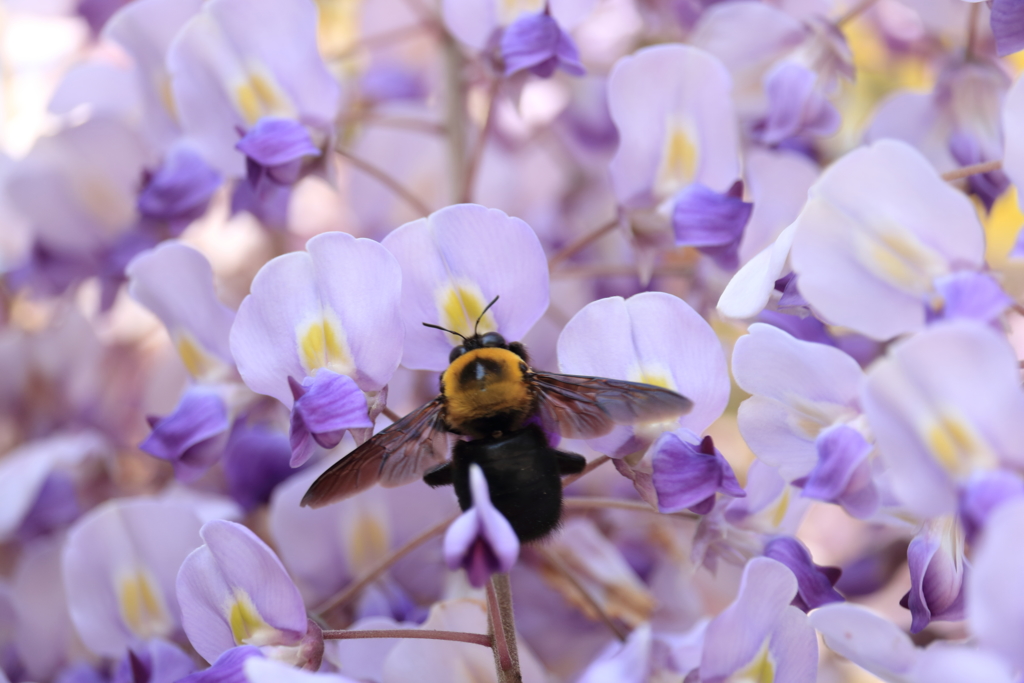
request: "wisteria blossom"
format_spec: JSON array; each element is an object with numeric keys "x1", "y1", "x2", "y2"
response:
[{"x1": 5, "y1": 1, "x2": 1024, "y2": 682}]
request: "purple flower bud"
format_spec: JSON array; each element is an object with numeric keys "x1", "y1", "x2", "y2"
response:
[
  {"x1": 444, "y1": 465, "x2": 520, "y2": 587},
  {"x1": 959, "y1": 470, "x2": 1024, "y2": 543},
  {"x1": 929, "y1": 271, "x2": 1012, "y2": 327},
  {"x1": 112, "y1": 639, "x2": 195, "y2": 683},
  {"x1": 652, "y1": 432, "x2": 745, "y2": 515},
  {"x1": 17, "y1": 471, "x2": 81, "y2": 542},
  {"x1": 796, "y1": 425, "x2": 879, "y2": 519},
  {"x1": 138, "y1": 144, "x2": 222, "y2": 234},
  {"x1": 763, "y1": 536, "x2": 844, "y2": 612},
  {"x1": 991, "y1": 0, "x2": 1024, "y2": 56},
  {"x1": 140, "y1": 387, "x2": 230, "y2": 482},
  {"x1": 236, "y1": 118, "x2": 320, "y2": 184},
  {"x1": 288, "y1": 372, "x2": 372, "y2": 467},
  {"x1": 177, "y1": 646, "x2": 263, "y2": 683},
  {"x1": 501, "y1": 12, "x2": 585, "y2": 78},
  {"x1": 759, "y1": 62, "x2": 840, "y2": 146},
  {"x1": 900, "y1": 518, "x2": 967, "y2": 633},
  {"x1": 671, "y1": 181, "x2": 752, "y2": 271}
]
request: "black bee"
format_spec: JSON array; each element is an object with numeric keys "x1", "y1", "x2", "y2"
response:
[{"x1": 302, "y1": 297, "x2": 692, "y2": 542}]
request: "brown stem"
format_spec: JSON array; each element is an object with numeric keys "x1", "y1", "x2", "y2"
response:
[
  {"x1": 548, "y1": 218, "x2": 619, "y2": 269},
  {"x1": 442, "y1": 35, "x2": 469, "y2": 203},
  {"x1": 941, "y1": 159, "x2": 1002, "y2": 181},
  {"x1": 382, "y1": 406, "x2": 401, "y2": 422},
  {"x1": 561, "y1": 455, "x2": 610, "y2": 488},
  {"x1": 965, "y1": 1, "x2": 981, "y2": 61},
  {"x1": 322, "y1": 628, "x2": 492, "y2": 647},
  {"x1": 360, "y1": 116, "x2": 448, "y2": 136},
  {"x1": 335, "y1": 148, "x2": 432, "y2": 217},
  {"x1": 460, "y1": 76, "x2": 502, "y2": 203},
  {"x1": 487, "y1": 574, "x2": 522, "y2": 683},
  {"x1": 312, "y1": 514, "x2": 456, "y2": 617},
  {"x1": 564, "y1": 497, "x2": 698, "y2": 519},
  {"x1": 551, "y1": 263, "x2": 693, "y2": 280},
  {"x1": 535, "y1": 546, "x2": 628, "y2": 641},
  {"x1": 834, "y1": 0, "x2": 879, "y2": 27}
]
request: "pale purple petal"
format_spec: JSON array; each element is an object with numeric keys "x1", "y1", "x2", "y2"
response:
[
  {"x1": 244, "y1": 657, "x2": 359, "y2": 683},
  {"x1": 443, "y1": 466, "x2": 519, "y2": 586},
  {"x1": 733, "y1": 323, "x2": 863, "y2": 480},
  {"x1": 739, "y1": 149, "x2": 818, "y2": 264},
  {"x1": 809, "y1": 604, "x2": 918, "y2": 680},
  {"x1": 700, "y1": 557, "x2": 797, "y2": 681},
  {"x1": 1003, "y1": 74, "x2": 1024, "y2": 202},
  {"x1": 179, "y1": 646, "x2": 263, "y2": 683},
  {"x1": 652, "y1": 432, "x2": 744, "y2": 514},
  {"x1": 140, "y1": 387, "x2": 230, "y2": 482},
  {"x1": 12, "y1": 537, "x2": 74, "y2": 680},
  {"x1": 766, "y1": 606, "x2": 818, "y2": 683},
  {"x1": 17, "y1": 471, "x2": 81, "y2": 541},
  {"x1": 558, "y1": 292, "x2": 730, "y2": 443},
  {"x1": 63, "y1": 498, "x2": 204, "y2": 657},
  {"x1": 177, "y1": 520, "x2": 307, "y2": 663},
  {"x1": 717, "y1": 223, "x2": 796, "y2": 320},
  {"x1": 930, "y1": 271, "x2": 1011, "y2": 325},
  {"x1": 912, "y1": 643, "x2": 1016, "y2": 683},
  {"x1": 381, "y1": 205, "x2": 548, "y2": 371},
  {"x1": 790, "y1": 139, "x2": 985, "y2": 341},
  {"x1": 575, "y1": 623, "x2": 653, "y2": 683},
  {"x1": 760, "y1": 62, "x2": 839, "y2": 145},
  {"x1": 608, "y1": 44, "x2": 739, "y2": 208},
  {"x1": 958, "y1": 469, "x2": 1024, "y2": 543},
  {"x1": 967, "y1": 499, "x2": 1024, "y2": 669},
  {"x1": 672, "y1": 181, "x2": 752, "y2": 271},
  {"x1": 862, "y1": 320, "x2": 1024, "y2": 518},
  {"x1": 127, "y1": 241, "x2": 236, "y2": 373},
  {"x1": 230, "y1": 232, "x2": 403, "y2": 407},
  {"x1": 763, "y1": 537, "x2": 843, "y2": 612},
  {"x1": 501, "y1": 12, "x2": 584, "y2": 78},
  {"x1": 992, "y1": 0, "x2": 1024, "y2": 56}
]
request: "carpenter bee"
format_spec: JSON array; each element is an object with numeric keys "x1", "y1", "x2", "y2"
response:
[{"x1": 301, "y1": 297, "x2": 692, "y2": 542}]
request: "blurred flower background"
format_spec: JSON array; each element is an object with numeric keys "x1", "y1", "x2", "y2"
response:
[{"x1": 2, "y1": 0, "x2": 1024, "y2": 681}]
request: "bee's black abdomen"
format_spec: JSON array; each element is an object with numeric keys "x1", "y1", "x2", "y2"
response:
[{"x1": 451, "y1": 424, "x2": 574, "y2": 543}]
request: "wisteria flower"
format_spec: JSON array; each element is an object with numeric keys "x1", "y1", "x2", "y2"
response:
[
  {"x1": 790, "y1": 139, "x2": 991, "y2": 341},
  {"x1": 381, "y1": 204, "x2": 548, "y2": 371},
  {"x1": 176, "y1": 519, "x2": 319, "y2": 666},
  {"x1": 230, "y1": 231, "x2": 403, "y2": 465},
  {"x1": 862, "y1": 319, "x2": 1024, "y2": 518},
  {"x1": 651, "y1": 431, "x2": 744, "y2": 515},
  {"x1": 62, "y1": 498, "x2": 205, "y2": 657},
  {"x1": 901, "y1": 517, "x2": 967, "y2": 633},
  {"x1": 444, "y1": 465, "x2": 519, "y2": 588},
  {"x1": 442, "y1": 0, "x2": 595, "y2": 53}
]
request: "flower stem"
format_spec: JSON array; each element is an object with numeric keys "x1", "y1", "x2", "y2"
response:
[
  {"x1": 941, "y1": 159, "x2": 1002, "y2": 181},
  {"x1": 564, "y1": 496, "x2": 699, "y2": 518},
  {"x1": 442, "y1": 34, "x2": 469, "y2": 203},
  {"x1": 322, "y1": 628, "x2": 492, "y2": 647},
  {"x1": 460, "y1": 76, "x2": 502, "y2": 203},
  {"x1": 834, "y1": 0, "x2": 879, "y2": 27},
  {"x1": 312, "y1": 514, "x2": 456, "y2": 618},
  {"x1": 334, "y1": 147, "x2": 432, "y2": 217},
  {"x1": 487, "y1": 573, "x2": 522, "y2": 683},
  {"x1": 535, "y1": 546, "x2": 628, "y2": 641},
  {"x1": 965, "y1": 1, "x2": 980, "y2": 61},
  {"x1": 548, "y1": 217, "x2": 620, "y2": 269},
  {"x1": 561, "y1": 455, "x2": 610, "y2": 488}
]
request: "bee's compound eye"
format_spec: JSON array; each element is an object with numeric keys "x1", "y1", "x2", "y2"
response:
[
  {"x1": 480, "y1": 332, "x2": 506, "y2": 348},
  {"x1": 449, "y1": 345, "x2": 467, "y2": 363}
]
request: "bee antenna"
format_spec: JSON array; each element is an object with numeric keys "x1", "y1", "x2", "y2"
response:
[
  {"x1": 473, "y1": 295, "x2": 500, "y2": 337},
  {"x1": 422, "y1": 322, "x2": 467, "y2": 341}
]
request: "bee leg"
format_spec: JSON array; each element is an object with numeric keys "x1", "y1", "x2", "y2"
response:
[
  {"x1": 423, "y1": 461, "x2": 454, "y2": 487},
  {"x1": 555, "y1": 451, "x2": 587, "y2": 475}
]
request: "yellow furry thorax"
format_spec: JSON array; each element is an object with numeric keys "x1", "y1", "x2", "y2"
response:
[{"x1": 442, "y1": 347, "x2": 532, "y2": 423}]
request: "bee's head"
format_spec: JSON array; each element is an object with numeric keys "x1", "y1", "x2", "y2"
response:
[{"x1": 422, "y1": 296, "x2": 529, "y2": 364}]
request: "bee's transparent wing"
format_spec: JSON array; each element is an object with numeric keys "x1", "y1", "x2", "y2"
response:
[
  {"x1": 301, "y1": 398, "x2": 449, "y2": 508},
  {"x1": 531, "y1": 372, "x2": 693, "y2": 440}
]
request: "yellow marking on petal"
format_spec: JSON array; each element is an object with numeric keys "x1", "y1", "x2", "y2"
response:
[
  {"x1": 498, "y1": 0, "x2": 545, "y2": 24},
  {"x1": 654, "y1": 119, "x2": 700, "y2": 200},
  {"x1": 297, "y1": 314, "x2": 354, "y2": 376},
  {"x1": 854, "y1": 226, "x2": 948, "y2": 297},
  {"x1": 770, "y1": 486, "x2": 790, "y2": 529},
  {"x1": 72, "y1": 174, "x2": 132, "y2": 232},
  {"x1": 176, "y1": 332, "x2": 215, "y2": 379},
  {"x1": 317, "y1": 0, "x2": 362, "y2": 61},
  {"x1": 634, "y1": 370, "x2": 673, "y2": 390},
  {"x1": 227, "y1": 588, "x2": 274, "y2": 645},
  {"x1": 158, "y1": 74, "x2": 178, "y2": 122},
  {"x1": 232, "y1": 68, "x2": 292, "y2": 126},
  {"x1": 734, "y1": 646, "x2": 776, "y2": 683},
  {"x1": 435, "y1": 283, "x2": 496, "y2": 344},
  {"x1": 924, "y1": 411, "x2": 997, "y2": 477},
  {"x1": 784, "y1": 396, "x2": 856, "y2": 441},
  {"x1": 983, "y1": 188, "x2": 1023, "y2": 268},
  {"x1": 119, "y1": 569, "x2": 171, "y2": 639}
]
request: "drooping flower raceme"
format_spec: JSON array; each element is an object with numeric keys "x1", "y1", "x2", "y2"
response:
[
  {"x1": 381, "y1": 203, "x2": 549, "y2": 371},
  {"x1": 230, "y1": 231, "x2": 403, "y2": 466}
]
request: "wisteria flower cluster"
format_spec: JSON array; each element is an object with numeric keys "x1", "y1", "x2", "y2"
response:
[{"x1": 3, "y1": 0, "x2": 1024, "y2": 681}]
